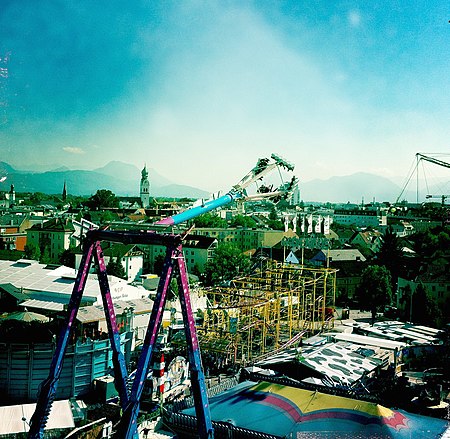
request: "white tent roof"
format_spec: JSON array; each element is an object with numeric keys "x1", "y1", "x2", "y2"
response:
[{"x1": 0, "y1": 400, "x2": 75, "y2": 434}]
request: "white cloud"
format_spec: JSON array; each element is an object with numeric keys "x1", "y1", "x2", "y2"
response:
[
  {"x1": 348, "y1": 10, "x2": 362, "y2": 28},
  {"x1": 63, "y1": 146, "x2": 85, "y2": 155}
]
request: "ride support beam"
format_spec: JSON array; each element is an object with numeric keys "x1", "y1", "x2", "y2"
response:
[
  {"x1": 114, "y1": 245, "x2": 175, "y2": 438},
  {"x1": 93, "y1": 240, "x2": 130, "y2": 408},
  {"x1": 175, "y1": 247, "x2": 214, "y2": 438},
  {"x1": 27, "y1": 238, "x2": 95, "y2": 439}
]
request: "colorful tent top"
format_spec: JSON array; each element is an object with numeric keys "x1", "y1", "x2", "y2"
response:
[
  {"x1": 183, "y1": 381, "x2": 450, "y2": 438},
  {"x1": 1, "y1": 310, "x2": 49, "y2": 322}
]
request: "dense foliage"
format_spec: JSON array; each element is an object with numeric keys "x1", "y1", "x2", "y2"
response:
[
  {"x1": 410, "y1": 282, "x2": 442, "y2": 326},
  {"x1": 107, "y1": 256, "x2": 127, "y2": 279},
  {"x1": 86, "y1": 189, "x2": 120, "y2": 210},
  {"x1": 202, "y1": 243, "x2": 251, "y2": 286},
  {"x1": 355, "y1": 265, "x2": 393, "y2": 323},
  {"x1": 376, "y1": 226, "x2": 404, "y2": 290},
  {"x1": 193, "y1": 213, "x2": 227, "y2": 228},
  {"x1": 229, "y1": 214, "x2": 257, "y2": 228},
  {"x1": 410, "y1": 225, "x2": 450, "y2": 257}
]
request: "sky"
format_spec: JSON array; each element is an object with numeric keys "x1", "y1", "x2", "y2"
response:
[{"x1": 1, "y1": 1, "x2": 449, "y2": 192}]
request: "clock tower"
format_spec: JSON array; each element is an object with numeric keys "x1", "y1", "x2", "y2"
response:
[{"x1": 140, "y1": 165, "x2": 150, "y2": 208}]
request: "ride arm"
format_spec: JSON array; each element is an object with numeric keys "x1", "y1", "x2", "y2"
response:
[
  {"x1": 155, "y1": 153, "x2": 296, "y2": 226},
  {"x1": 416, "y1": 153, "x2": 450, "y2": 169}
]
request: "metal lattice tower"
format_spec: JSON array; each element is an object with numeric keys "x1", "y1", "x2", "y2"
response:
[{"x1": 194, "y1": 262, "x2": 337, "y2": 365}]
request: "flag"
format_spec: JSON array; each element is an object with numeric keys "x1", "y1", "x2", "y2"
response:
[
  {"x1": 324, "y1": 215, "x2": 330, "y2": 235},
  {"x1": 315, "y1": 215, "x2": 323, "y2": 234},
  {"x1": 307, "y1": 214, "x2": 313, "y2": 234}
]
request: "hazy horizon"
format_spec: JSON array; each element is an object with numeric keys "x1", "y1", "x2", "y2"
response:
[{"x1": 1, "y1": 1, "x2": 449, "y2": 193}]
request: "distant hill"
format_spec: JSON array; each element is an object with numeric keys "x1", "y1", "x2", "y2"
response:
[
  {"x1": 94, "y1": 161, "x2": 141, "y2": 182},
  {"x1": 0, "y1": 161, "x2": 210, "y2": 198},
  {"x1": 94, "y1": 161, "x2": 173, "y2": 187},
  {"x1": 0, "y1": 162, "x2": 16, "y2": 175},
  {"x1": 301, "y1": 172, "x2": 404, "y2": 203},
  {"x1": 50, "y1": 166, "x2": 71, "y2": 173},
  {"x1": 3, "y1": 162, "x2": 445, "y2": 202}
]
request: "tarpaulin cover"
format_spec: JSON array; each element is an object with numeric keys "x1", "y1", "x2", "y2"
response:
[
  {"x1": 183, "y1": 381, "x2": 449, "y2": 438},
  {"x1": 0, "y1": 399, "x2": 75, "y2": 434}
]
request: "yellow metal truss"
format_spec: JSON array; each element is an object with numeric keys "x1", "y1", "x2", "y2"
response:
[{"x1": 196, "y1": 262, "x2": 337, "y2": 365}]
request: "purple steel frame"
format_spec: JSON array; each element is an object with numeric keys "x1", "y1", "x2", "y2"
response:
[
  {"x1": 27, "y1": 155, "x2": 296, "y2": 438},
  {"x1": 27, "y1": 229, "x2": 213, "y2": 439}
]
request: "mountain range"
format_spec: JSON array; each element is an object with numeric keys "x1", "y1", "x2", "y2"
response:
[
  {"x1": 0, "y1": 161, "x2": 447, "y2": 203},
  {"x1": 0, "y1": 161, "x2": 210, "y2": 199}
]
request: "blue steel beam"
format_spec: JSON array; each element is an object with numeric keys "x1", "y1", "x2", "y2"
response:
[{"x1": 155, "y1": 192, "x2": 241, "y2": 226}]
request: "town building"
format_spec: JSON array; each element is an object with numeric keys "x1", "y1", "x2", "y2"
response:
[
  {"x1": 310, "y1": 248, "x2": 366, "y2": 267},
  {"x1": 26, "y1": 217, "x2": 75, "y2": 260},
  {"x1": 397, "y1": 260, "x2": 450, "y2": 315},
  {"x1": 0, "y1": 259, "x2": 147, "y2": 307},
  {"x1": 193, "y1": 227, "x2": 294, "y2": 253},
  {"x1": 333, "y1": 208, "x2": 387, "y2": 227},
  {"x1": 349, "y1": 229, "x2": 382, "y2": 255},
  {"x1": 387, "y1": 220, "x2": 415, "y2": 237},
  {"x1": 75, "y1": 243, "x2": 144, "y2": 282},
  {"x1": 144, "y1": 234, "x2": 218, "y2": 274},
  {"x1": 0, "y1": 214, "x2": 28, "y2": 251}
]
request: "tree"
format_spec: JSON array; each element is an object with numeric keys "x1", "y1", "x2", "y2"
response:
[
  {"x1": 96, "y1": 210, "x2": 119, "y2": 225},
  {"x1": 269, "y1": 206, "x2": 278, "y2": 221},
  {"x1": 411, "y1": 225, "x2": 450, "y2": 258},
  {"x1": 193, "y1": 213, "x2": 227, "y2": 228},
  {"x1": 40, "y1": 246, "x2": 52, "y2": 264},
  {"x1": 411, "y1": 283, "x2": 442, "y2": 327},
  {"x1": 400, "y1": 284, "x2": 413, "y2": 322},
  {"x1": 355, "y1": 265, "x2": 393, "y2": 324},
  {"x1": 153, "y1": 254, "x2": 165, "y2": 274},
  {"x1": 24, "y1": 242, "x2": 41, "y2": 261},
  {"x1": 229, "y1": 214, "x2": 257, "y2": 228},
  {"x1": 86, "y1": 189, "x2": 119, "y2": 210},
  {"x1": 267, "y1": 218, "x2": 284, "y2": 230},
  {"x1": 376, "y1": 226, "x2": 403, "y2": 291},
  {"x1": 107, "y1": 256, "x2": 126, "y2": 279},
  {"x1": 202, "y1": 243, "x2": 251, "y2": 287},
  {"x1": 59, "y1": 248, "x2": 76, "y2": 268}
]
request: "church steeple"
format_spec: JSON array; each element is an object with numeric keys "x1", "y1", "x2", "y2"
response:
[
  {"x1": 62, "y1": 180, "x2": 67, "y2": 201},
  {"x1": 140, "y1": 164, "x2": 150, "y2": 208},
  {"x1": 141, "y1": 164, "x2": 148, "y2": 180},
  {"x1": 8, "y1": 184, "x2": 15, "y2": 208}
]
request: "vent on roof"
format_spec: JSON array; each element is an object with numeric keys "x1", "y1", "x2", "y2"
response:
[
  {"x1": 44, "y1": 264, "x2": 61, "y2": 270},
  {"x1": 13, "y1": 259, "x2": 38, "y2": 267}
]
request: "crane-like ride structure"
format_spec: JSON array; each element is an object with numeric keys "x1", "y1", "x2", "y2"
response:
[
  {"x1": 27, "y1": 153, "x2": 297, "y2": 439},
  {"x1": 396, "y1": 153, "x2": 450, "y2": 204}
]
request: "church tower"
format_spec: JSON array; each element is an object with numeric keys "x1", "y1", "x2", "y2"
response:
[
  {"x1": 140, "y1": 165, "x2": 150, "y2": 208},
  {"x1": 62, "y1": 180, "x2": 67, "y2": 201},
  {"x1": 8, "y1": 184, "x2": 15, "y2": 208}
]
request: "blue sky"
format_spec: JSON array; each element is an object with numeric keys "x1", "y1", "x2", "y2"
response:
[{"x1": 1, "y1": 1, "x2": 449, "y2": 192}]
